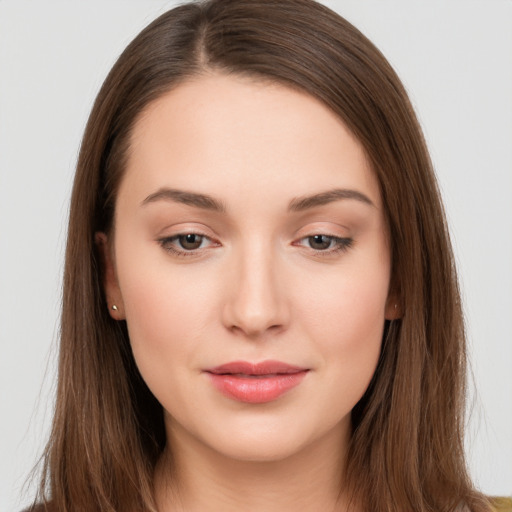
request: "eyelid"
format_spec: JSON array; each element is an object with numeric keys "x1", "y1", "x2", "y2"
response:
[
  {"x1": 156, "y1": 223, "x2": 354, "y2": 258},
  {"x1": 157, "y1": 229, "x2": 221, "y2": 258},
  {"x1": 293, "y1": 233, "x2": 353, "y2": 254}
]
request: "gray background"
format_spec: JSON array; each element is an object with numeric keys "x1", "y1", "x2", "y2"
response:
[{"x1": 1, "y1": 1, "x2": 511, "y2": 510}]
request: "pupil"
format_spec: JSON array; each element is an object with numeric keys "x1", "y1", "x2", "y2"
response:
[
  {"x1": 179, "y1": 234, "x2": 202, "y2": 250},
  {"x1": 310, "y1": 235, "x2": 331, "y2": 250}
]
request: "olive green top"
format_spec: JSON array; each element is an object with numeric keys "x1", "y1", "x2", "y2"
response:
[{"x1": 492, "y1": 497, "x2": 512, "y2": 511}]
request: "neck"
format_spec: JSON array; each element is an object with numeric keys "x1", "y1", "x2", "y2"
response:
[{"x1": 154, "y1": 421, "x2": 359, "y2": 512}]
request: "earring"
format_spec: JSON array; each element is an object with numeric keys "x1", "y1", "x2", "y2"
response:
[{"x1": 111, "y1": 304, "x2": 118, "y2": 311}]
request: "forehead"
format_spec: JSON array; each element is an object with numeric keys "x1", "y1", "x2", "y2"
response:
[{"x1": 122, "y1": 73, "x2": 382, "y2": 211}]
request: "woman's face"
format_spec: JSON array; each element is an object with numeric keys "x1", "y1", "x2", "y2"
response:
[{"x1": 103, "y1": 74, "x2": 396, "y2": 463}]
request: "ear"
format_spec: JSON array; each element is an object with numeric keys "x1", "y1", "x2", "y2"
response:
[{"x1": 95, "y1": 232, "x2": 125, "y2": 320}]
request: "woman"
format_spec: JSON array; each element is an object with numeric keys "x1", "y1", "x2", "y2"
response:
[{"x1": 26, "y1": 0, "x2": 510, "y2": 510}]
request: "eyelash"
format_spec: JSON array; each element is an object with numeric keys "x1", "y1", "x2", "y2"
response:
[
  {"x1": 294, "y1": 234, "x2": 354, "y2": 255},
  {"x1": 157, "y1": 233, "x2": 354, "y2": 258},
  {"x1": 158, "y1": 233, "x2": 218, "y2": 258}
]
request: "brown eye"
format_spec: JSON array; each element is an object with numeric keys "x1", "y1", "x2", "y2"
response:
[
  {"x1": 178, "y1": 234, "x2": 204, "y2": 250},
  {"x1": 308, "y1": 235, "x2": 333, "y2": 250},
  {"x1": 294, "y1": 234, "x2": 353, "y2": 255},
  {"x1": 158, "y1": 232, "x2": 219, "y2": 257}
]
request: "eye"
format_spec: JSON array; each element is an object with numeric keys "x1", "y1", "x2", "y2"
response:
[
  {"x1": 176, "y1": 233, "x2": 206, "y2": 250},
  {"x1": 158, "y1": 232, "x2": 218, "y2": 257},
  {"x1": 307, "y1": 234, "x2": 336, "y2": 250},
  {"x1": 295, "y1": 234, "x2": 353, "y2": 254}
]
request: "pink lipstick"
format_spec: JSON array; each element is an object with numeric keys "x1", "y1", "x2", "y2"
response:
[{"x1": 205, "y1": 360, "x2": 308, "y2": 403}]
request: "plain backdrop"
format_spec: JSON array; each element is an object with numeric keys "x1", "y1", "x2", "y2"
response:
[{"x1": 1, "y1": 1, "x2": 511, "y2": 510}]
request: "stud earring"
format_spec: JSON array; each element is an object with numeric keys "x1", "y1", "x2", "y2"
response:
[{"x1": 112, "y1": 304, "x2": 118, "y2": 311}]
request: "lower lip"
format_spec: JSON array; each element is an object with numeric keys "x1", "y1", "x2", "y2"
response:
[{"x1": 207, "y1": 371, "x2": 308, "y2": 403}]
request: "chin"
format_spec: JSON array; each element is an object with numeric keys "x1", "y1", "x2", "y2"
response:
[
  {"x1": 178, "y1": 409, "x2": 349, "y2": 465},
  {"x1": 216, "y1": 435, "x2": 309, "y2": 463}
]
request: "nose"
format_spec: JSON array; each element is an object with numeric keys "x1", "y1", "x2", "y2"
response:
[{"x1": 221, "y1": 242, "x2": 290, "y2": 338}]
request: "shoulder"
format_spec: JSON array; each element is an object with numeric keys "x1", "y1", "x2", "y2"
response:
[{"x1": 491, "y1": 497, "x2": 512, "y2": 512}]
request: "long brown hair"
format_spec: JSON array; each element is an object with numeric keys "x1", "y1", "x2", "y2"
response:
[{"x1": 35, "y1": 1, "x2": 492, "y2": 510}]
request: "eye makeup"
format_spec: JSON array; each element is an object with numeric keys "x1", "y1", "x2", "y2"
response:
[{"x1": 157, "y1": 230, "x2": 354, "y2": 260}]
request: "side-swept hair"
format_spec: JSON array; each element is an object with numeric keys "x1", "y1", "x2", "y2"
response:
[{"x1": 36, "y1": 1, "x2": 492, "y2": 510}]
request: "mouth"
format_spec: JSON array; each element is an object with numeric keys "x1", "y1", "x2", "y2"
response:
[{"x1": 205, "y1": 360, "x2": 309, "y2": 404}]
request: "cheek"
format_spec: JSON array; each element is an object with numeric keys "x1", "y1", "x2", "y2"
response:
[
  {"x1": 294, "y1": 253, "x2": 390, "y2": 397},
  {"x1": 298, "y1": 251, "x2": 390, "y2": 343},
  {"x1": 114, "y1": 245, "x2": 219, "y2": 385}
]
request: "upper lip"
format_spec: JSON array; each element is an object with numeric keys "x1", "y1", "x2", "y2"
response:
[{"x1": 206, "y1": 360, "x2": 308, "y2": 375}]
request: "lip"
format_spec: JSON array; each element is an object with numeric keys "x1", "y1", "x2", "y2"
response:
[{"x1": 205, "y1": 360, "x2": 309, "y2": 404}]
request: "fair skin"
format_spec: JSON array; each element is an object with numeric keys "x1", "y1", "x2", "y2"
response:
[{"x1": 99, "y1": 73, "x2": 398, "y2": 511}]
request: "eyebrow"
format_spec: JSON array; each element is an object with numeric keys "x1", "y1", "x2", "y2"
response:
[
  {"x1": 141, "y1": 188, "x2": 226, "y2": 212},
  {"x1": 288, "y1": 188, "x2": 374, "y2": 211},
  {"x1": 141, "y1": 187, "x2": 374, "y2": 213}
]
